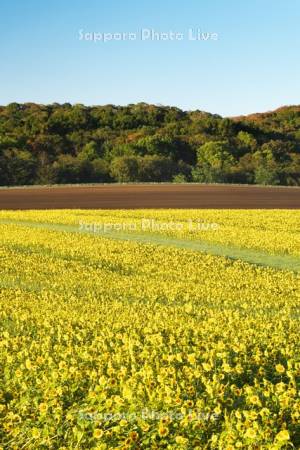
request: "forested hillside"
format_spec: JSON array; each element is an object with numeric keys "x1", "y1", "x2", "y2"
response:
[{"x1": 0, "y1": 103, "x2": 299, "y2": 186}]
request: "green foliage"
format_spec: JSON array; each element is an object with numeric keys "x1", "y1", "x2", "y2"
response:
[
  {"x1": 236, "y1": 131, "x2": 257, "y2": 154},
  {"x1": 137, "y1": 155, "x2": 177, "y2": 182},
  {"x1": 77, "y1": 142, "x2": 99, "y2": 161},
  {"x1": 0, "y1": 149, "x2": 36, "y2": 185},
  {"x1": 110, "y1": 156, "x2": 140, "y2": 182},
  {"x1": 172, "y1": 173, "x2": 187, "y2": 183},
  {"x1": 91, "y1": 159, "x2": 111, "y2": 183},
  {"x1": 0, "y1": 103, "x2": 299, "y2": 185},
  {"x1": 196, "y1": 141, "x2": 234, "y2": 169},
  {"x1": 193, "y1": 141, "x2": 235, "y2": 183},
  {"x1": 254, "y1": 166, "x2": 280, "y2": 185}
]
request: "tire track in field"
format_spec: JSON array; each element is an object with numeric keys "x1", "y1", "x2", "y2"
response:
[{"x1": 0, "y1": 218, "x2": 300, "y2": 272}]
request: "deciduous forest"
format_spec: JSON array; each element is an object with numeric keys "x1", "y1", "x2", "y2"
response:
[{"x1": 1, "y1": 102, "x2": 299, "y2": 186}]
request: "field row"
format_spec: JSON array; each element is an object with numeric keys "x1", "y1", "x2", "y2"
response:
[
  {"x1": 1, "y1": 209, "x2": 300, "y2": 257},
  {"x1": 0, "y1": 212, "x2": 299, "y2": 448}
]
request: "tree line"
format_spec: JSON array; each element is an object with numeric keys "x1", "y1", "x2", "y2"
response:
[{"x1": 0, "y1": 102, "x2": 300, "y2": 186}]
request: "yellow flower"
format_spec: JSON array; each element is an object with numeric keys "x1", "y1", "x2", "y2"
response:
[
  {"x1": 184, "y1": 303, "x2": 193, "y2": 313},
  {"x1": 158, "y1": 426, "x2": 169, "y2": 437},
  {"x1": 129, "y1": 431, "x2": 139, "y2": 442},
  {"x1": 235, "y1": 410, "x2": 242, "y2": 419},
  {"x1": 245, "y1": 428, "x2": 257, "y2": 439},
  {"x1": 175, "y1": 436, "x2": 188, "y2": 445},
  {"x1": 214, "y1": 405, "x2": 222, "y2": 415},
  {"x1": 39, "y1": 403, "x2": 48, "y2": 413},
  {"x1": 93, "y1": 428, "x2": 104, "y2": 439},
  {"x1": 187, "y1": 354, "x2": 196, "y2": 365},
  {"x1": 31, "y1": 427, "x2": 40, "y2": 438},
  {"x1": 249, "y1": 395, "x2": 261, "y2": 405},
  {"x1": 202, "y1": 362, "x2": 211, "y2": 371},
  {"x1": 275, "y1": 364, "x2": 285, "y2": 374},
  {"x1": 56, "y1": 387, "x2": 63, "y2": 396},
  {"x1": 36, "y1": 356, "x2": 44, "y2": 365},
  {"x1": 0, "y1": 210, "x2": 299, "y2": 448},
  {"x1": 25, "y1": 359, "x2": 32, "y2": 370},
  {"x1": 140, "y1": 421, "x2": 150, "y2": 432},
  {"x1": 275, "y1": 430, "x2": 290, "y2": 441},
  {"x1": 248, "y1": 411, "x2": 257, "y2": 420},
  {"x1": 223, "y1": 363, "x2": 232, "y2": 373}
]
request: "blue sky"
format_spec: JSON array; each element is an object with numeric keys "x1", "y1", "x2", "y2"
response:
[{"x1": 0, "y1": 0, "x2": 299, "y2": 116}]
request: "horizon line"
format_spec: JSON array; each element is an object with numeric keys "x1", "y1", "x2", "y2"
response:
[{"x1": 1, "y1": 101, "x2": 300, "y2": 119}]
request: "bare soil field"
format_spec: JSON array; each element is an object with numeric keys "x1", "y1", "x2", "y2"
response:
[{"x1": 0, "y1": 184, "x2": 299, "y2": 210}]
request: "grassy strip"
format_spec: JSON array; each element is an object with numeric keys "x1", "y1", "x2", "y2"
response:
[
  {"x1": 1, "y1": 182, "x2": 300, "y2": 189},
  {"x1": 1, "y1": 218, "x2": 300, "y2": 272}
]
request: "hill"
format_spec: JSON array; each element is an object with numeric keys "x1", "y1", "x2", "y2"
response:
[{"x1": 0, "y1": 103, "x2": 299, "y2": 186}]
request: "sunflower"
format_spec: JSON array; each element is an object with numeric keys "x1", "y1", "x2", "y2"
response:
[
  {"x1": 158, "y1": 426, "x2": 169, "y2": 437},
  {"x1": 93, "y1": 428, "x2": 104, "y2": 439},
  {"x1": 275, "y1": 364, "x2": 285, "y2": 374}
]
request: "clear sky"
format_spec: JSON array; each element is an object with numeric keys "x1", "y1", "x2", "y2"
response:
[{"x1": 0, "y1": 0, "x2": 299, "y2": 116}]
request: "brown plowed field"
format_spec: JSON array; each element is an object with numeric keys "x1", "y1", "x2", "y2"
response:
[{"x1": 0, "y1": 184, "x2": 299, "y2": 210}]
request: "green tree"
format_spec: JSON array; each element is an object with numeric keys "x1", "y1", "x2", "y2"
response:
[
  {"x1": 137, "y1": 155, "x2": 177, "y2": 182},
  {"x1": 91, "y1": 159, "x2": 111, "y2": 182},
  {"x1": 172, "y1": 173, "x2": 187, "y2": 183},
  {"x1": 0, "y1": 102, "x2": 299, "y2": 186},
  {"x1": 110, "y1": 156, "x2": 139, "y2": 182},
  {"x1": 77, "y1": 141, "x2": 99, "y2": 161},
  {"x1": 260, "y1": 140, "x2": 293, "y2": 164},
  {"x1": 1, "y1": 149, "x2": 36, "y2": 185},
  {"x1": 52, "y1": 155, "x2": 81, "y2": 183},
  {"x1": 237, "y1": 131, "x2": 257, "y2": 154},
  {"x1": 254, "y1": 166, "x2": 280, "y2": 185},
  {"x1": 194, "y1": 141, "x2": 235, "y2": 182}
]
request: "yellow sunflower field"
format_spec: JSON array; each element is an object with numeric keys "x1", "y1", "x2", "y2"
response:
[{"x1": 0, "y1": 210, "x2": 299, "y2": 449}]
